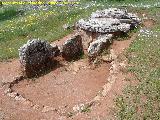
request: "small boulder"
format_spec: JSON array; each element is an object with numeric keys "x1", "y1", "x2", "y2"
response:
[
  {"x1": 102, "y1": 55, "x2": 113, "y2": 63},
  {"x1": 61, "y1": 34, "x2": 83, "y2": 60}
]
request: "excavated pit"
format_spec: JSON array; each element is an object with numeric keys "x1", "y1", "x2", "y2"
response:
[{"x1": 12, "y1": 59, "x2": 110, "y2": 112}]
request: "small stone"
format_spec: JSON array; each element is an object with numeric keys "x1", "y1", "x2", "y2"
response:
[
  {"x1": 110, "y1": 49, "x2": 117, "y2": 60},
  {"x1": 13, "y1": 75, "x2": 24, "y2": 83},
  {"x1": 23, "y1": 100, "x2": 34, "y2": 107},
  {"x1": 63, "y1": 24, "x2": 70, "y2": 30},
  {"x1": 42, "y1": 106, "x2": 55, "y2": 113},
  {"x1": 73, "y1": 105, "x2": 80, "y2": 112},
  {"x1": 72, "y1": 63, "x2": 80, "y2": 72},
  {"x1": 62, "y1": 24, "x2": 74, "y2": 30},
  {"x1": 7, "y1": 92, "x2": 17, "y2": 98},
  {"x1": 102, "y1": 83, "x2": 112, "y2": 97},
  {"x1": 73, "y1": 104, "x2": 87, "y2": 113},
  {"x1": 15, "y1": 95, "x2": 26, "y2": 101},
  {"x1": 93, "y1": 96, "x2": 101, "y2": 101},
  {"x1": 33, "y1": 104, "x2": 40, "y2": 110},
  {"x1": 119, "y1": 62, "x2": 126, "y2": 67},
  {"x1": 4, "y1": 88, "x2": 12, "y2": 94},
  {"x1": 102, "y1": 55, "x2": 113, "y2": 62}
]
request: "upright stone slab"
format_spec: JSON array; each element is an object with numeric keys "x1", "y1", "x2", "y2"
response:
[
  {"x1": 19, "y1": 39, "x2": 58, "y2": 77},
  {"x1": 61, "y1": 34, "x2": 83, "y2": 60},
  {"x1": 88, "y1": 34, "x2": 113, "y2": 57}
]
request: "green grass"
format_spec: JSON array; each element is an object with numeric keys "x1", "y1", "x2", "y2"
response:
[
  {"x1": 115, "y1": 7, "x2": 160, "y2": 120},
  {"x1": 0, "y1": 3, "x2": 101, "y2": 61}
]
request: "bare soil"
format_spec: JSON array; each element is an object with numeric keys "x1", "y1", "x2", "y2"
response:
[{"x1": 0, "y1": 59, "x2": 21, "y2": 85}]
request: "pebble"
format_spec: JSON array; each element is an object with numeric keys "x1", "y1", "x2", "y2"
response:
[{"x1": 42, "y1": 106, "x2": 56, "y2": 113}]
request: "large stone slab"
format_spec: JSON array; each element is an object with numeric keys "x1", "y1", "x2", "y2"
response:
[
  {"x1": 88, "y1": 34, "x2": 113, "y2": 57},
  {"x1": 91, "y1": 8, "x2": 141, "y2": 27},
  {"x1": 19, "y1": 39, "x2": 58, "y2": 77},
  {"x1": 77, "y1": 18, "x2": 131, "y2": 33},
  {"x1": 61, "y1": 34, "x2": 83, "y2": 60},
  {"x1": 76, "y1": 8, "x2": 141, "y2": 33}
]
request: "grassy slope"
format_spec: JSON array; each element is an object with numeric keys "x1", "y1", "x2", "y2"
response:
[{"x1": 115, "y1": 7, "x2": 160, "y2": 120}]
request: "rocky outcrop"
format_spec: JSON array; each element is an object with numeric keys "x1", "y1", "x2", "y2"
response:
[
  {"x1": 19, "y1": 39, "x2": 59, "y2": 77},
  {"x1": 76, "y1": 8, "x2": 141, "y2": 33},
  {"x1": 88, "y1": 34, "x2": 113, "y2": 57},
  {"x1": 61, "y1": 34, "x2": 83, "y2": 60}
]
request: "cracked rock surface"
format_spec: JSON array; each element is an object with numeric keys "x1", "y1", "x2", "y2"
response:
[
  {"x1": 19, "y1": 39, "x2": 58, "y2": 77},
  {"x1": 88, "y1": 34, "x2": 113, "y2": 56},
  {"x1": 61, "y1": 34, "x2": 83, "y2": 60},
  {"x1": 76, "y1": 8, "x2": 141, "y2": 33}
]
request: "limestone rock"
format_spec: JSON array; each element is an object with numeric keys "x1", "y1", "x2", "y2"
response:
[
  {"x1": 19, "y1": 39, "x2": 57, "y2": 77},
  {"x1": 91, "y1": 8, "x2": 141, "y2": 26},
  {"x1": 51, "y1": 44, "x2": 60, "y2": 57},
  {"x1": 77, "y1": 18, "x2": 131, "y2": 33},
  {"x1": 61, "y1": 34, "x2": 83, "y2": 60},
  {"x1": 102, "y1": 55, "x2": 113, "y2": 63},
  {"x1": 42, "y1": 106, "x2": 55, "y2": 113},
  {"x1": 91, "y1": 8, "x2": 127, "y2": 19},
  {"x1": 76, "y1": 8, "x2": 141, "y2": 33},
  {"x1": 88, "y1": 34, "x2": 113, "y2": 56}
]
